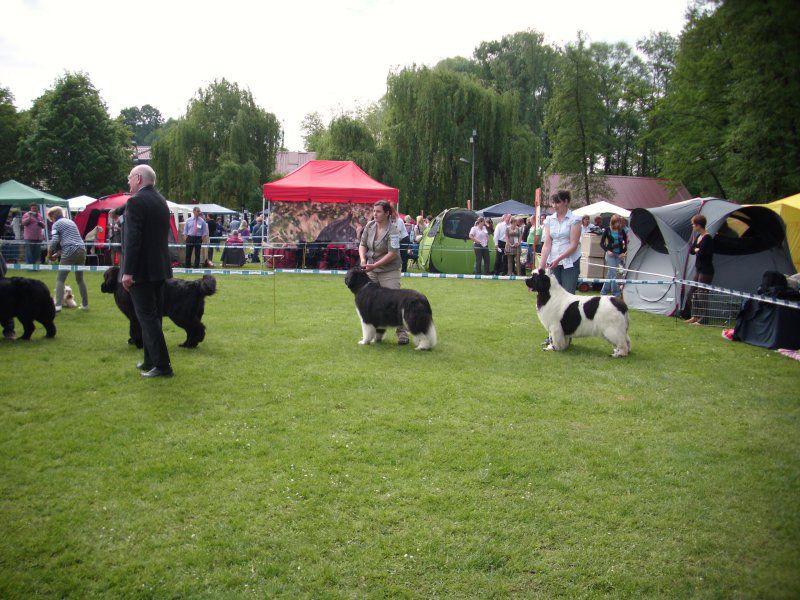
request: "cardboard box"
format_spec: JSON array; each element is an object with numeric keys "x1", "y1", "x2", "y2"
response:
[
  {"x1": 581, "y1": 233, "x2": 604, "y2": 258},
  {"x1": 580, "y1": 259, "x2": 606, "y2": 279}
]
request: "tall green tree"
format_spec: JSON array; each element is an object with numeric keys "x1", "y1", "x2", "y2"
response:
[
  {"x1": 473, "y1": 29, "x2": 558, "y2": 168},
  {"x1": 118, "y1": 104, "x2": 164, "y2": 145},
  {"x1": 544, "y1": 34, "x2": 609, "y2": 205},
  {"x1": 384, "y1": 65, "x2": 535, "y2": 216},
  {"x1": 0, "y1": 86, "x2": 22, "y2": 182},
  {"x1": 151, "y1": 79, "x2": 281, "y2": 211},
  {"x1": 658, "y1": 0, "x2": 800, "y2": 201},
  {"x1": 590, "y1": 41, "x2": 650, "y2": 176},
  {"x1": 657, "y1": 4, "x2": 732, "y2": 197},
  {"x1": 635, "y1": 31, "x2": 677, "y2": 177},
  {"x1": 18, "y1": 72, "x2": 130, "y2": 197}
]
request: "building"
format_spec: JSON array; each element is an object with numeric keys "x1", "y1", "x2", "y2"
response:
[
  {"x1": 543, "y1": 174, "x2": 693, "y2": 210},
  {"x1": 275, "y1": 151, "x2": 316, "y2": 175}
]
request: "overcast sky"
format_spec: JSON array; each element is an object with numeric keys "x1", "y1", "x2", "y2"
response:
[{"x1": 2, "y1": 0, "x2": 690, "y2": 151}]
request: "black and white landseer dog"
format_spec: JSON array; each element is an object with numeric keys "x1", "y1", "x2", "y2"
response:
[
  {"x1": 101, "y1": 266, "x2": 216, "y2": 348},
  {"x1": 525, "y1": 269, "x2": 631, "y2": 357},
  {"x1": 344, "y1": 266, "x2": 437, "y2": 350}
]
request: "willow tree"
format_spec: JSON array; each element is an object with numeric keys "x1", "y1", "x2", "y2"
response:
[
  {"x1": 384, "y1": 65, "x2": 536, "y2": 216},
  {"x1": 544, "y1": 35, "x2": 609, "y2": 205},
  {"x1": 151, "y1": 79, "x2": 281, "y2": 210},
  {"x1": 473, "y1": 29, "x2": 558, "y2": 168}
]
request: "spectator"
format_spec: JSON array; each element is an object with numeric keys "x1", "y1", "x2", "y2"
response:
[
  {"x1": 600, "y1": 214, "x2": 628, "y2": 297},
  {"x1": 505, "y1": 217, "x2": 523, "y2": 276},
  {"x1": 682, "y1": 214, "x2": 715, "y2": 325},
  {"x1": 581, "y1": 215, "x2": 593, "y2": 235},
  {"x1": 21, "y1": 204, "x2": 45, "y2": 264},
  {"x1": 183, "y1": 207, "x2": 208, "y2": 269},
  {"x1": 47, "y1": 207, "x2": 88, "y2": 312},
  {"x1": 413, "y1": 216, "x2": 425, "y2": 242},
  {"x1": 108, "y1": 210, "x2": 122, "y2": 266},
  {"x1": 592, "y1": 215, "x2": 604, "y2": 234},
  {"x1": 250, "y1": 216, "x2": 265, "y2": 263},
  {"x1": 493, "y1": 214, "x2": 511, "y2": 275},
  {"x1": 469, "y1": 217, "x2": 490, "y2": 275}
]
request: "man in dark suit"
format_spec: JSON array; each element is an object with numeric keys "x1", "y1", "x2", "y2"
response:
[{"x1": 121, "y1": 165, "x2": 174, "y2": 378}]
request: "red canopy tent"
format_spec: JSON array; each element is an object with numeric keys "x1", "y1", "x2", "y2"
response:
[
  {"x1": 74, "y1": 193, "x2": 182, "y2": 263},
  {"x1": 262, "y1": 160, "x2": 399, "y2": 268},
  {"x1": 263, "y1": 160, "x2": 398, "y2": 204}
]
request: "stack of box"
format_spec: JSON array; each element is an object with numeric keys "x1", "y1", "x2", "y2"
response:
[{"x1": 580, "y1": 234, "x2": 605, "y2": 279}]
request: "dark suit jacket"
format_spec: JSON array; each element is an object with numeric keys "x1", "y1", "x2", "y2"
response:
[{"x1": 121, "y1": 185, "x2": 173, "y2": 282}]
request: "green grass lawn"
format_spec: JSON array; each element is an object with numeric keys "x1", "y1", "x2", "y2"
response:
[{"x1": 1, "y1": 271, "x2": 798, "y2": 598}]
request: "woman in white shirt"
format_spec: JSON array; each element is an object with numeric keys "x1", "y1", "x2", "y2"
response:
[
  {"x1": 468, "y1": 217, "x2": 490, "y2": 275},
  {"x1": 539, "y1": 190, "x2": 582, "y2": 293}
]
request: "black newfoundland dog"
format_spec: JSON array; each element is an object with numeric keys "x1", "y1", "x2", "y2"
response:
[
  {"x1": 344, "y1": 266, "x2": 437, "y2": 350},
  {"x1": 101, "y1": 266, "x2": 216, "y2": 348},
  {"x1": 0, "y1": 277, "x2": 56, "y2": 340}
]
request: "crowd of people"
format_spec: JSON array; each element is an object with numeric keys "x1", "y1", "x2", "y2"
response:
[{"x1": 466, "y1": 193, "x2": 632, "y2": 291}]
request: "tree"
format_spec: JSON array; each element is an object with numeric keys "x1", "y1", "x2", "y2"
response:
[
  {"x1": 384, "y1": 66, "x2": 535, "y2": 215},
  {"x1": 301, "y1": 112, "x2": 326, "y2": 151},
  {"x1": 658, "y1": 1, "x2": 800, "y2": 201},
  {"x1": 473, "y1": 29, "x2": 559, "y2": 165},
  {"x1": 544, "y1": 34, "x2": 609, "y2": 205},
  {"x1": 118, "y1": 104, "x2": 164, "y2": 145},
  {"x1": 18, "y1": 72, "x2": 130, "y2": 197},
  {"x1": 151, "y1": 79, "x2": 281, "y2": 211},
  {"x1": 0, "y1": 86, "x2": 22, "y2": 181}
]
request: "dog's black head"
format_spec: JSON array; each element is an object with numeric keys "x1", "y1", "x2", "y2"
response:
[
  {"x1": 101, "y1": 266, "x2": 119, "y2": 294},
  {"x1": 344, "y1": 266, "x2": 371, "y2": 294},
  {"x1": 524, "y1": 269, "x2": 551, "y2": 294}
]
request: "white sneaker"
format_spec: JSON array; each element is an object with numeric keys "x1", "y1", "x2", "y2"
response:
[
  {"x1": 79, "y1": 305, "x2": 89, "y2": 311},
  {"x1": 54, "y1": 305, "x2": 62, "y2": 313}
]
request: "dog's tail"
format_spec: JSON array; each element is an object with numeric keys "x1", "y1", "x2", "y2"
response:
[{"x1": 197, "y1": 275, "x2": 217, "y2": 297}]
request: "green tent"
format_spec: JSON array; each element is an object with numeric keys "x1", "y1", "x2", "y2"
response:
[
  {"x1": 0, "y1": 180, "x2": 69, "y2": 207},
  {"x1": 418, "y1": 208, "x2": 492, "y2": 274}
]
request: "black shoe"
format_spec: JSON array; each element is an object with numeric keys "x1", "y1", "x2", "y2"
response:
[
  {"x1": 141, "y1": 367, "x2": 174, "y2": 378},
  {"x1": 136, "y1": 362, "x2": 154, "y2": 371}
]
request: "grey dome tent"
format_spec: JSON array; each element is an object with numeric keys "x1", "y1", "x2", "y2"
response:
[
  {"x1": 624, "y1": 198, "x2": 795, "y2": 315},
  {"x1": 476, "y1": 199, "x2": 535, "y2": 218}
]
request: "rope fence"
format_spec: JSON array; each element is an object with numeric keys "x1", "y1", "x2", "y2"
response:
[{"x1": 7, "y1": 261, "x2": 799, "y2": 313}]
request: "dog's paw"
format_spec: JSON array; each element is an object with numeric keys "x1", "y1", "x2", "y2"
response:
[
  {"x1": 542, "y1": 344, "x2": 556, "y2": 352},
  {"x1": 358, "y1": 339, "x2": 369, "y2": 345}
]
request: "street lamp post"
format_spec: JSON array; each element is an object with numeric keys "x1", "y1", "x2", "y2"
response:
[
  {"x1": 470, "y1": 129, "x2": 477, "y2": 211},
  {"x1": 459, "y1": 129, "x2": 478, "y2": 211}
]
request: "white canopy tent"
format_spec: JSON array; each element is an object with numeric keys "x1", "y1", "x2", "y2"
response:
[
  {"x1": 67, "y1": 195, "x2": 96, "y2": 213},
  {"x1": 573, "y1": 201, "x2": 630, "y2": 218}
]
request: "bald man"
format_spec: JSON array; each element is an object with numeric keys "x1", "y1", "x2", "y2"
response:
[{"x1": 121, "y1": 165, "x2": 174, "y2": 378}]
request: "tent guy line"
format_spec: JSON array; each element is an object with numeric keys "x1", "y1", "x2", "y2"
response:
[{"x1": 8, "y1": 263, "x2": 800, "y2": 310}]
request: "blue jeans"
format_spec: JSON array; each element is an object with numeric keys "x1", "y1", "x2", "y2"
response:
[
  {"x1": 25, "y1": 241, "x2": 41, "y2": 264},
  {"x1": 601, "y1": 253, "x2": 622, "y2": 296},
  {"x1": 552, "y1": 263, "x2": 579, "y2": 294}
]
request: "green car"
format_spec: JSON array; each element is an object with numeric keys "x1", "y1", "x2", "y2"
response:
[{"x1": 418, "y1": 208, "x2": 493, "y2": 274}]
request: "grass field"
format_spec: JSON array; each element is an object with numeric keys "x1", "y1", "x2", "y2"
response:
[{"x1": 1, "y1": 270, "x2": 798, "y2": 598}]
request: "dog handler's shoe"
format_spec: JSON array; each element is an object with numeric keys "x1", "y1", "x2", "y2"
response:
[
  {"x1": 54, "y1": 305, "x2": 62, "y2": 313},
  {"x1": 79, "y1": 305, "x2": 89, "y2": 311},
  {"x1": 136, "y1": 362, "x2": 154, "y2": 371},
  {"x1": 398, "y1": 336, "x2": 410, "y2": 345},
  {"x1": 141, "y1": 366, "x2": 174, "y2": 378}
]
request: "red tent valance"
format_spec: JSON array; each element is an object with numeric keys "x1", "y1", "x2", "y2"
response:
[{"x1": 263, "y1": 160, "x2": 398, "y2": 204}]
